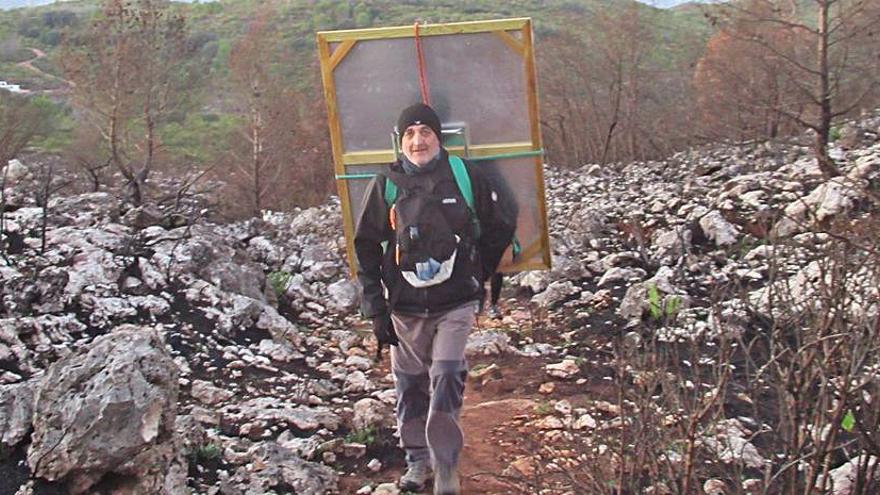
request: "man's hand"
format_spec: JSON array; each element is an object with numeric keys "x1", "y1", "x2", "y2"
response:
[{"x1": 372, "y1": 313, "x2": 399, "y2": 346}]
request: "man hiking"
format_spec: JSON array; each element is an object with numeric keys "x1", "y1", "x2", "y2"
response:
[{"x1": 354, "y1": 103, "x2": 515, "y2": 494}]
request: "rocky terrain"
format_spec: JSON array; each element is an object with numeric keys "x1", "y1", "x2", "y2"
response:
[{"x1": 1, "y1": 114, "x2": 879, "y2": 494}]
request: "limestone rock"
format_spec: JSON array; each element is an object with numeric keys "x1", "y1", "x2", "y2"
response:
[
  {"x1": 598, "y1": 267, "x2": 646, "y2": 288},
  {"x1": 120, "y1": 204, "x2": 164, "y2": 230},
  {"x1": 343, "y1": 370, "x2": 375, "y2": 394},
  {"x1": 545, "y1": 360, "x2": 580, "y2": 379},
  {"x1": 191, "y1": 379, "x2": 234, "y2": 406},
  {"x1": 257, "y1": 338, "x2": 303, "y2": 363},
  {"x1": 49, "y1": 192, "x2": 119, "y2": 224},
  {"x1": 466, "y1": 330, "x2": 513, "y2": 356},
  {"x1": 651, "y1": 227, "x2": 692, "y2": 264},
  {"x1": 326, "y1": 279, "x2": 359, "y2": 313},
  {"x1": 27, "y1": 325, "x2": 179, "y2": 494},
  {"x1": 703, "y1": 419, "x2": 768, "y2": 469},
  {"x1": 519, "y1": 270, "x2": 551, "y2": 293},
  {"x1": 531, "y1": 280, "x2": 580, "y2": 308},
  {"x1": 198, "y1": 259, "x2": 266, "y2": 302},
  {"x1": 703, "y1": 479, "x2": 727, "y2": 495},
  {"x1": 352, "y1": 398, "x2": 389, "y2": 430},
  {"x1": 824, "y1": 455, "x2": 878, "y2": 495},
  {"x1": 699, "y1": 210, "x2": 740, "y2": 247},
  {"x1": 218, "y1": 442, "x2": 337, "y2": 495},
  {"x1": 774, "y1": 177, "x2": 866, "y2": 236},
  {"x1": 226, "y1": 397, "x2": 341, "y2": 431},
  {"x1": 3, "y1": 159, "x2": 29, "y2": 182},
  {"x1": 618, "y1": 282, "x2": 648, "y2": 321},
  {"x1": 0, "y1": 380, "x2": 35, "y2": 452}
]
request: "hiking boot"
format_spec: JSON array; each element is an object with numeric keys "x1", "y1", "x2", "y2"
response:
[
  {"x1": 399, "y1": 459, "x2": 432, "y2": 492},
  {"x1": 487, "y1": 304, "x2": 502, "y2": 320},
  {"x1": 433, "y1": 463, "x2": 461, "y2": 495}
]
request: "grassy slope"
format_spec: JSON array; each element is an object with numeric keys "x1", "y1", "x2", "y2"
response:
[{"x1": 0, "y1": 0, "x2": 716, "y2": 154}]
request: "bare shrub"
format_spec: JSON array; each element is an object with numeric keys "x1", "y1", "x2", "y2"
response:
[{"x1": 518, "y1": 177, "x2": 880, "y2": 494}]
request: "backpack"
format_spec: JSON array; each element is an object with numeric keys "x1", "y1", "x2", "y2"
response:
[{"x1": 382, "y1": 156, "x2": 478, "y2": 288}]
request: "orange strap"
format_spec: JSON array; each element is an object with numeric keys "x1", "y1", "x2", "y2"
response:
[
  {"x1": 389, "y1": 204, "x2": 397, "y2": 231},
  {"x1": 414, "y1": 22, "x2": 431, "y2": 106}
]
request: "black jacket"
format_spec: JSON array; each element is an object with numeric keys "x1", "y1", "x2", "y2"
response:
[{"x1": 354, "y1": 149, "x2": 516, "y2": 317}]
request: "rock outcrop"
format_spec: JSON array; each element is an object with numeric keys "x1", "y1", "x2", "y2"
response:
[
  {"x1": 27, "y1": 325, "x2": 180, "y2": 494},
  {"x1": 2, "y1": 112, "x2": 879, "y2": 493}
]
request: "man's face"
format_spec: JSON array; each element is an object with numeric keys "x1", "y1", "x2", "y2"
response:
[{"x1": 401, "y1": 124, "x2": 440, "y2": 166}]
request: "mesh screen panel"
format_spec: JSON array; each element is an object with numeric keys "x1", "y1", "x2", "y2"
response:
[{"x1": 334, "y1": 32, "x2": 530, "y2": 152}]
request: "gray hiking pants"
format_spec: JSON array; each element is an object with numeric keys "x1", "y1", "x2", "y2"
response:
[{"x1": 390, "y1": 301, "x2": 478, "y2": 468}]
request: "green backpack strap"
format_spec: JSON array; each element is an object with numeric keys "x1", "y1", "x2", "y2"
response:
[
  {"x1": 381, "y1": 177, "x2": 397, "y2": 254},
  {"x1": 383, "y1": 157, "x2": 480, "y2": 238},
  {"x1": 385, "y1": 157, "x2": 471, "y2": 210},
  {"x1": 448, "y1": 155, "x2": 474, "y2": 212},
  {"x1": 448, "y1": 155, "x2": 481, "y2": 239},
  {"x1": 383, "y1": 176, "x2": 398, "y2": 207}
]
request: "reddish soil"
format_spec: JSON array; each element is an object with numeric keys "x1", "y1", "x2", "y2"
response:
[
  {"x1": 337, "y1": 306, "x2": 618, "y2": 494},
  {"x1": 338, "y1": 353, "x2": 548, "y2": 494}
]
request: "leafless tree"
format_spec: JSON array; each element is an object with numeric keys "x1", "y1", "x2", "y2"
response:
[
  {"x1": 539, "y1": 5, "x2": 699, "y2": 167},
  {"x1": 705, "y1": 0, "x2": 880, "y2": 177},
  {"x1": 222, "y1": 8, "x2": 332, "y2": 218},
  {"x1": 32, "y1": 157, "x2": 70, "y2": 254},
  {"x1": 1, "y1": 92, "x2": 50, "y2": 255},
  {"x1": 61, "y1": 0, "x2": 194, "y2": 205}
]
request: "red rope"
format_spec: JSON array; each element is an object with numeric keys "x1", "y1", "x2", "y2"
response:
[{"x1": 414, "y1": 22, "x2": 431, "y2": 106}]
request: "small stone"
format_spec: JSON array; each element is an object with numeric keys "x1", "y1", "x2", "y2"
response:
[
  {"x1": 742, "y1": 479, "x2": 762, "y2": 492},
  {"x1": 342, "y1": 442, "x2": 367, "y2": 459},
  {"x1": 508, "y1": 456, "x2": 538, "y2": 477},
  {"x1": 469, "y1": 363, "x2": 502, "y2": 385},
  {"x1": 343, "y1": 371, "x2": 375, "y2": 393},
  {"x1": 539, "y1": 382, "x2": 556, "y2": 394},
  {"x1": 703, "y1": 479, "x2": 727, "y2": 495},
  {"x1": 191, "y1": 379, "x2": 234, "y2": 406},
  {"x1": 322, "y1": 451, "x2": 336, "y2": 464},
  {"x1": 554, "y1": 400, "x2": 572, "y2": 415},
  {"x1": 345, "y1": 355, "x2": 373, "y2": 371},
  {"x1": 373, "y1": 482, "x2": 401, "y2": 495},
  {"x1": 573, "y1": 414, "x2": 597, "y2": 430},
  {"x1": 367, "y1": 458, "x2": 382, "y2": 472},
  {"x1": 534, "y1": 416, "x2": 565, "y2": 430},
  {"x1": 545, "y1": 359, "x2": 580, "y2": 379}
]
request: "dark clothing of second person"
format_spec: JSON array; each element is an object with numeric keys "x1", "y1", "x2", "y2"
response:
[{"x1": 490, "y1": 272, "x2": 503, "y2": 307}]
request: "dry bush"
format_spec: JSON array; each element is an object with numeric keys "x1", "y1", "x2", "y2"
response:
[
  {"x1": 537, "y1": 7, "x2": 700, "y2": 169},
  {"x1": 209, "y1": 89, "x2": 333, "y2": 221},
  {"x1": 534, "y1": 180, "x2": 880, "y2": 494}
]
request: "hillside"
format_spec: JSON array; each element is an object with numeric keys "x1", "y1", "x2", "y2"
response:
[
  {"x1": 2, "y1": 109, "x2": 879, "y2": 493},
  {"x1": 0, "y1": 0, "x2": 714, "y2": 142}
]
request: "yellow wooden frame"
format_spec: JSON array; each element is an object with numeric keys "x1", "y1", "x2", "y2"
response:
[{"x1": 316, "y1": 17, "x2": 551, "y2": 277}]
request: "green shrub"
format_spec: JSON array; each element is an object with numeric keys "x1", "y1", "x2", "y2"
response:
[
  {"x1": 344, "y1": 426, "x2": 376, "y2": 446},
  {"x1": 829, "y1": 126, "x2": 841, "y2": 142},
  {"x1": 647, "y1": 283, "x2": 682, "y2": 322},
  {"x1": 534, "y1": 401, "x2": 552, "y2": 416},
  {"x1": 191, "y1": 443, "x2": 222, "y2": 462},
  {"x1": 268, "y1": 270, "x2": 292, "y2": 296}
]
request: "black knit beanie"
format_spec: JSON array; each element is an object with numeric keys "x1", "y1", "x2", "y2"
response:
[{"x1": 396, "y1": 103, "x2": 442, "y2": 143}]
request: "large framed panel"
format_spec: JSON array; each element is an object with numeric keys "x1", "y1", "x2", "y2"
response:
[{"x1": 317, "y1": 18, "x2": 551, "y2": 277}]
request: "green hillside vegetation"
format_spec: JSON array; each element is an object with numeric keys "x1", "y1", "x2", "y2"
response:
[
  {"x1": 0, "y1": 0, "x2": 712, "y2": 130},
  {"x1": 1, "y1": 0, "x2": 877, "y2": 215}
]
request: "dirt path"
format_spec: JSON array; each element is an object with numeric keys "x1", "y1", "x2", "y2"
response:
[
  {"x1": 459, "y1": 394, "x2": 538, "y2": 493},
  {"x1": 16, "y1": 47, "x2": 72, "y2": 91},
  {"x1": 338, "y1": 345, "x2": 567, "y2": 494},
  {"x1": 17, "y1": 47, "x2": 46, "y2": 72}
]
